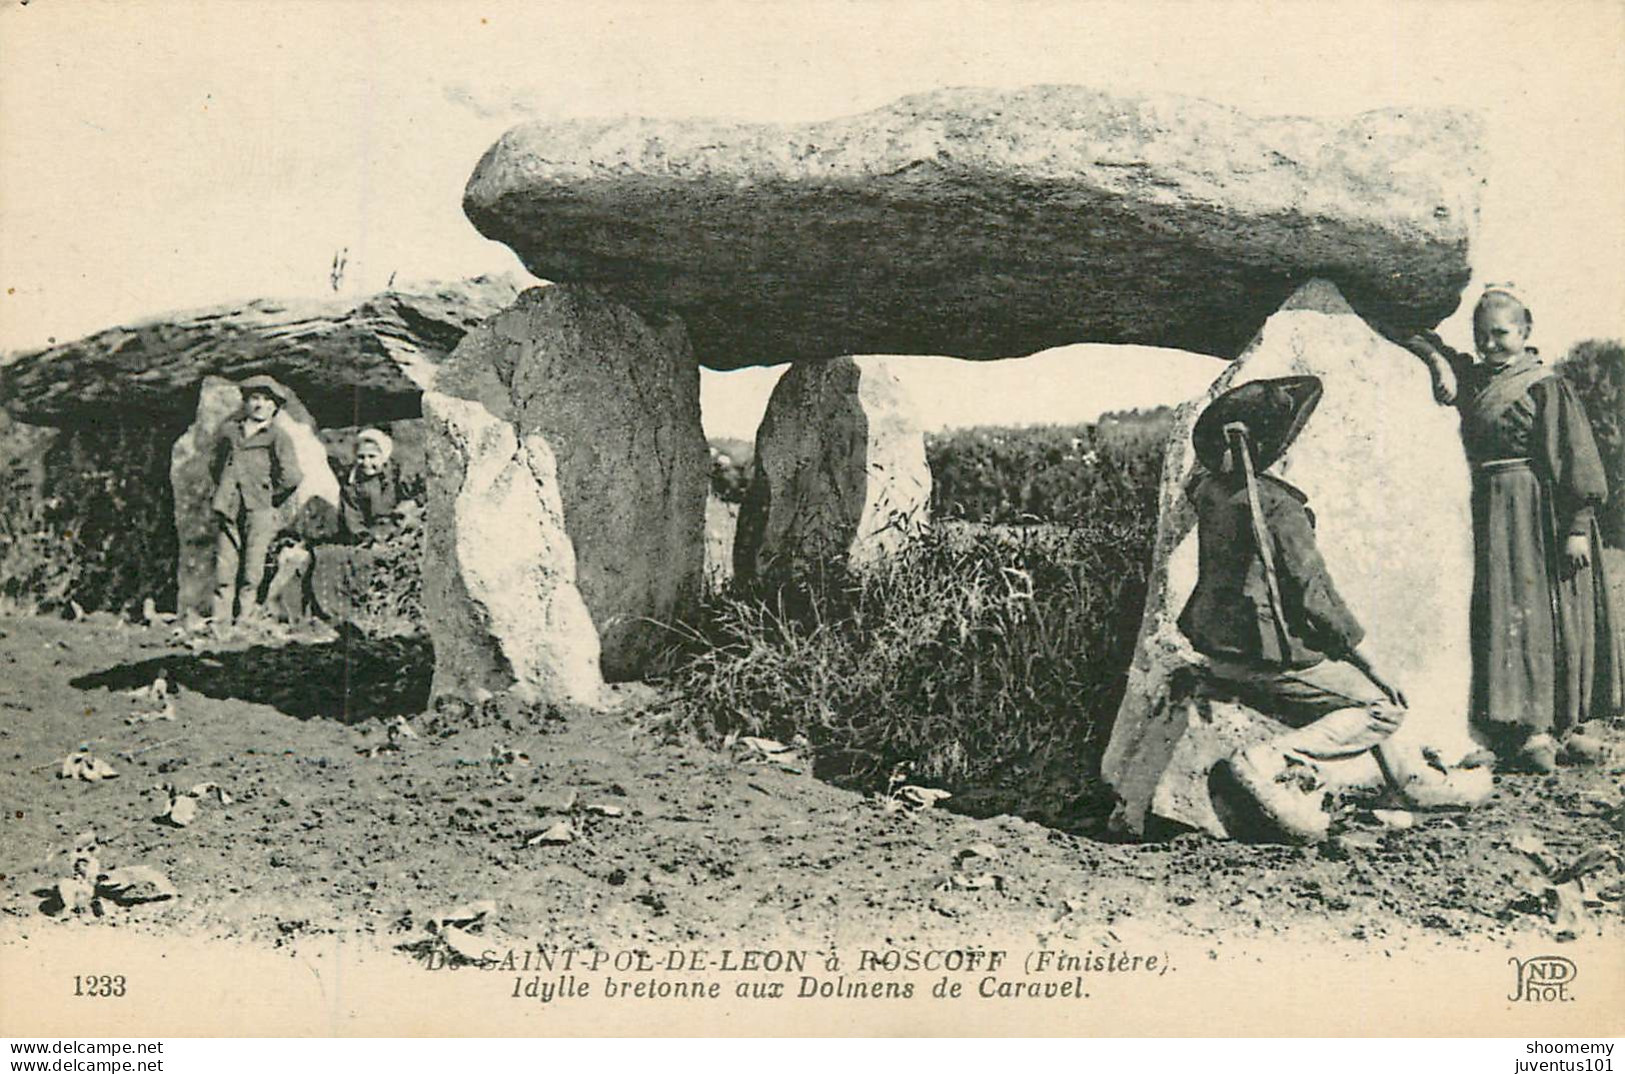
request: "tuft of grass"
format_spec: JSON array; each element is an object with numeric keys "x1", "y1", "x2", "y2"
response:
[{"x1": 659, "y1": 499, "x2": 1156, "y2": 827}]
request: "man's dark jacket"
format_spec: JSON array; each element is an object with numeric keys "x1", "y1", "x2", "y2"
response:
[
  {"x1": 209, "y1": 419, "x2": 303, "y2": 517},
  {"x1": 1178, "y1": 473, "x2": 1364, "y2": 669}
]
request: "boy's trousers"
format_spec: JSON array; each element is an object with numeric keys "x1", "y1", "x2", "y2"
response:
[
  {"x1": 213, "y1": 507, "x2": 276, "y2": 620},
  {"x1": 1200, "y1": 656, "x2": 1404, "y2": 761}
]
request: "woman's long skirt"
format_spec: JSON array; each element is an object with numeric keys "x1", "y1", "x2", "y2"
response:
[{"x1": 1472, "y1": 459, "x2": 1624, "y2": 733}]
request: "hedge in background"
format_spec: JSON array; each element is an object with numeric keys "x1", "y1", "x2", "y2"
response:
[{"x1": 926, "y1": 408, "x2": 1171, "y2": 525}]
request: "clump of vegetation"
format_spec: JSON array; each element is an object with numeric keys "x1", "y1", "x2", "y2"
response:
[
  {"x1": 0, "y1": 423, "x2": 180, "y2": 615},
  {"x1": 342, "y1": 505, "x2": 426, "y2": 637},
  {"x1": 664, "y1": 420, "x2": 1164, "y2": 825},
  {"x1": 708, "y1": 438, "x2": 753, "y2": 504}
]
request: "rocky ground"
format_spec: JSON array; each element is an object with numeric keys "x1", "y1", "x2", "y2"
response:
[{"x1": 1, "y1": 608, "x2": 1621, "y2": 969}]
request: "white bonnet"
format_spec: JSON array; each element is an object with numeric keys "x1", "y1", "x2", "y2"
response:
[{"x1": 355, "y1": 427, "x2": 394, "y2": 461}]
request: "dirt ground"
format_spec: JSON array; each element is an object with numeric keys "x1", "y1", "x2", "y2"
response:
[{"x1": 0, "y1": 610, "x2": 1621, "y2": 964}]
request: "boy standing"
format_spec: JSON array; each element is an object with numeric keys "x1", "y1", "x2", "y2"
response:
[{"x1": 209, "y1": 375, "x2": 303, "y2": 622}]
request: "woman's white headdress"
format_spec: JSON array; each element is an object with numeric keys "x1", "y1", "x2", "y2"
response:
[
  {"x1": 1476, "y1": 282, "x2": 1532, "y2": 327},
  {"x1": 355, "y1": 427, "x2": 394, "y2": 462}
]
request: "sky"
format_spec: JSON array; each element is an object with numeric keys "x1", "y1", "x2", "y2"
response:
[{"x1": 2, "y1": 1, "x2": 1622, "y2": 439}]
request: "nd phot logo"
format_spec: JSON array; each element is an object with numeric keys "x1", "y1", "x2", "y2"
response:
[{"x1": 1508, "y1": 955, "x2": 1577, "y2": 1003}]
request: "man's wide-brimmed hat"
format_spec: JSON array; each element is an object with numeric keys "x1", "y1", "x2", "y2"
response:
[
  {"x1": 238, "y1": 374, "x2": 287, "y2": 404},
  {"x1": 1192, "y1": 375, "x2": 1323, "y2": 474}
]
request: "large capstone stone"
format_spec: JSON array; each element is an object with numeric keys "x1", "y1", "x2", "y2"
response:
[
  {"x1": 3, "y1": 276, "x2": 520, "y2": 428},
  {"x1": 433, "y1": 284, "x2": 708, "y2": 680},
  {"x1": 170, "y1": 376, "x2": 340, "y2": 618},
  {"x1": 464, "y1": 86, "x2": 1482, "y2": 369},
  {"x1": 735, "y1": 356, "x2": 930, "y2": 581},
  {"x1": 421, "y1": 391, "x2": 603, "y2": 707},
  {"x1": 1101, "y1": 279, "x2": 1488, "y2": 838}
]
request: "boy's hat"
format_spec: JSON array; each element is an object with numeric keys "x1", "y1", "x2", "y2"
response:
[
  {"x1": 238, "y1": 374, "x2": 287, "y2": 404},
  {"x1": 1192, "y1": 376, "x2": 1323, "y2": 474}
]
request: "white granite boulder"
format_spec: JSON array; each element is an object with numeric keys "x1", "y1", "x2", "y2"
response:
[
  {"x1": 420, "y1": 391, "x2": 603, "y2": 707},
  {"x1": 735, "y1": 356, "x2": 930, "y2": 581},
  {"x1": 1101, "y1": 280, "x2": 1489, "y2": 838},
  {"x1": 704, "y1": 494, "x2": 740, "y2": 593}
]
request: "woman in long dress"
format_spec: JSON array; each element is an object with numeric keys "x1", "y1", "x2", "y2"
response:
[{"x1": 1405, "y1": 288, "x2": 1624, "y2": 771}]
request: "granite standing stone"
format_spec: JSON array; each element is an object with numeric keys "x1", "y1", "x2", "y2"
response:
[{"x1": 1102, "y1": 280, "x2": 1489, "y2": 838}]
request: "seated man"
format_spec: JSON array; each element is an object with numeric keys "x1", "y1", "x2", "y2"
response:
[{"x1": 1179, "y1": 377, "x2": 1411, "y2": 843}]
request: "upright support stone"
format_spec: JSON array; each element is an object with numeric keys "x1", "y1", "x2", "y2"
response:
[
  {"x1": 735, "y1": 356, "x2": 930, "y2": 582},
  {"x1": 169, "y1": 376, "x2": 339, "y2": 618},
  {"x1": 432, "y1": 284, "x2": 708, "y2": 681},
  {"x1": 704, "y1": 494, "x2": 740, "y2": 593},
  {"x1": 1101, "y1": 279, "x2": 1488, "y2": 838},
  {"x1": 421, "y1": 392, "x2": 603, "y2": 707}
]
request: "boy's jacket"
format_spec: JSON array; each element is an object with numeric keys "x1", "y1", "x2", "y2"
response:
[
  {"x1": 1178, "y1": 472, "x2": 1364, "y2": 669},
  {"x1": 210, "y1": 418, "x2": 304, "y2": 516}
]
